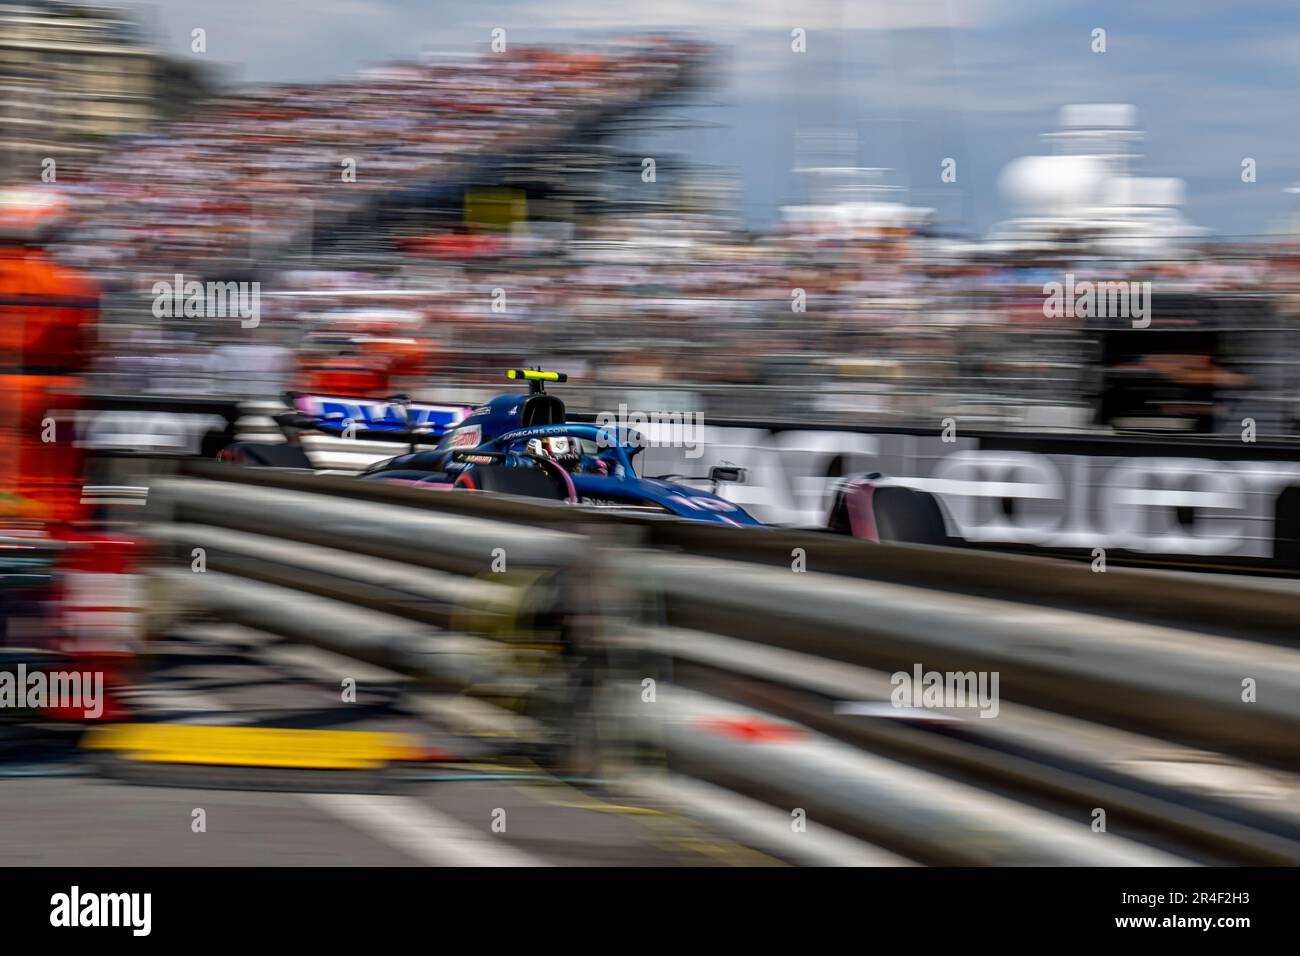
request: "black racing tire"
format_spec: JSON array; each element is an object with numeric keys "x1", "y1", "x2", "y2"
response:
[
  {"x1": 826, "y1": 489, "x2": 853, "y2": 535},
  {"x1": 217, "y1": 442, "x2": 314, "y2": 469},
  {"x1": 872, "y1": 487, "x2": 948, "y2": 546},
  {"x1": 453, "y1": 464, "x2": 566, "y2": 500}
]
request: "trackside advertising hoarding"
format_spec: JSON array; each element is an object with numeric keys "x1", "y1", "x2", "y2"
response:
[{"x1": 607, "y1": 417, "x2": 1300, "y2": 573}]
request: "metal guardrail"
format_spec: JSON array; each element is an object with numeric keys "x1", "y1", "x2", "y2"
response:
[
  {"x1": 139, "y1": 464, "x2": 1300, "y2": 864},
  {"x1": 610, "y1": 627, "x2": 1300, "y2": 865},
  {"x1": 172, "y1": 460, "x2": 1300, "y2": 642},
  {"x1": 143, "y1": 469, "x2": 603, "y2": 766},
  {"x1": 622, "y1": 552, "x2": 1300, "y2": 763}
]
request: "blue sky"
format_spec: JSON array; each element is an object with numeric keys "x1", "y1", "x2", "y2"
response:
[{"x1": 133, "y1": 0, "x2": 1300, "y2": 237}]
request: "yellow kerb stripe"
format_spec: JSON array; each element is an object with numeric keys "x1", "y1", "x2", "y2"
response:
[{"x1": 82, "y1": 724, "x2": 423, "y2": 770}]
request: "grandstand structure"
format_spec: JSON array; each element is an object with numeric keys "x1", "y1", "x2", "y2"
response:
[
  {"x1": 295, "y1": 43, "x2": 717, "y2": 269},
  {"x1": 0, "y1": 0, "x2": 210, "y2": 181},
  {"x1": 58, "y1": 35, "x2": 715, "y2": 282}
]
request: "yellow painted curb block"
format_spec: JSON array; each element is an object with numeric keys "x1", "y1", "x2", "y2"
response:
[{"x1": 82, "y1": 724, "x2": 423, "y2": 770}]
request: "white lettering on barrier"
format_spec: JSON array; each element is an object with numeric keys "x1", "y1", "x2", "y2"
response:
[
  {"x1": 640, "y1": 425, "x2": 1300, "y2": 559},
  {"x1": 77, "y1": 411, "x2": 228, "y2": 454}
]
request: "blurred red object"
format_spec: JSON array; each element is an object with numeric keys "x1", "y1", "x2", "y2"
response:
[
  {"x1": 297, "y1": 356, "x2": 392, "y2": 396},
  {"x1": 397, "y1": 233, "x2": 504, "y2": 258},
  {"x1": 40, "y1": 531, "x2": 148, "y2": 722}
]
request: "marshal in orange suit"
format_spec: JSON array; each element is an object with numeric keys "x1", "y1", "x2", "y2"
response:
[{"x1": 0, "y1": 189, "x2": 97, "y2": 525}]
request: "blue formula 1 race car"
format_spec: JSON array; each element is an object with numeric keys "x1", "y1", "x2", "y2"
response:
[
  {"x1": 356, "y1": 369, "x2": 761, "y2": 527},
  {"x1": 220, "y1": 369, "x2": 950, "y2": 540},
  {"x1": 220, "y1": 369, "x2": 760, "y2": 526}
]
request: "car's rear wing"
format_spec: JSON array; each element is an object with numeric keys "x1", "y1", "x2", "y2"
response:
[{"x1": 287, "y1": 391, "x2": 473, "y2": 442}]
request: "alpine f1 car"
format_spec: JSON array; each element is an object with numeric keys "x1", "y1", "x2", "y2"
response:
[
  {"x1": 220, "y1": 368, "x2": 949, "y2": 541},
  {"x1": 223, "y1": 369, "x2": 760, "y2": 527}
]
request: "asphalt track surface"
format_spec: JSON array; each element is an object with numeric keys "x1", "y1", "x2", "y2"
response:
[{"x1": 0, "y1": 629, "x2": 774, "y2": 867}]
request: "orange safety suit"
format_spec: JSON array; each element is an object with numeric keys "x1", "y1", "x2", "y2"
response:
[{"x1": 0, "y1": 245, "x2": 98, "y2": 525}]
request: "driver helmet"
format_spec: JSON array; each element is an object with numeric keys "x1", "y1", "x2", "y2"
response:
[{"x1": 527, "y1": 435, "x2": 578, "y2": 463}]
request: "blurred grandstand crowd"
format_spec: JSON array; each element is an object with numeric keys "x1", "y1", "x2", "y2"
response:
[
  {"x1": 55, "y1": 36, "x2": 702, "y2": 277},
  {"x1": 42, "y1": 36, "x2": 1300, "y2": 433}
]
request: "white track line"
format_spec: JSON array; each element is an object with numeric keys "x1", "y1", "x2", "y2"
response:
[{"x1": 302, "y1": 793, "x2": 550, "y2": 867}]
